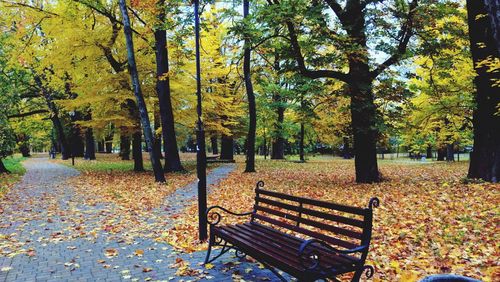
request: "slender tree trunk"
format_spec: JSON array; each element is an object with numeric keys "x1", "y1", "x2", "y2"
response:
[
  {"x1": 119, "y1": 0, "x2": 165, "y2": 182},
  {"x1": 97, "y1": 141, "x2": 104, "y2": 153},
  {"x1": 84, "y1": 128, "x2": 96, "y2": 160},
  {"x1": 211, "y1": 136, "x2": 218, "y2": 155},
  {"x1": 299, "y1": 122, "x2": 305, "y2": 162},
  {"x1": 271, "y1": 53, "x2": 285, "y2": 160},
  {"x1": 0, "y1": 159, "x2": 9, "y2": 174},
  {"x1": 132, "y1": 131, "x2": 144, "y2": 171},
  {"x1": 119, "y1": 133, "x2": 131, "y2": 160},
  {"x1": 153, "y1": 106, "x2": 163, "y2": 159},
  {"x1": 220, "y1": 135, "x2": 234, "y2": 160},
  {"x1": 446, "y1": 143, "x2": 455, "y2": 161},
  {"x1": 343, "y1": 137, "x2": 351, "y2": 159},
  {"x1": 154, "y1": 3, "x2": 184, "y2": 172},
  {"x1": 243, "y1": 0, "x2": 256, "y2": 172},
  {"x1": 467, "y1": 0, "x2": 500, "y2": 182}
]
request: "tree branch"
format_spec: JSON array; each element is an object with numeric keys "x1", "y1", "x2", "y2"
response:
[
  {"x1": 8, "y1": 109, "x2": 48, "y2": 119},
  {"x1": 370, "y1": 0, "x2": 418, "y2": 79},
  {"x1": 0, "y1": 0, "x2": 59, "y2": 16},
  {"x1": 286, "y1": 21, "x2": 349, "y2": 82}
]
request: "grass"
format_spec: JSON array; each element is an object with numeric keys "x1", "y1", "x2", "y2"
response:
[{"x1": 0, "y1": 154, "x2": 26, "y2": 197}]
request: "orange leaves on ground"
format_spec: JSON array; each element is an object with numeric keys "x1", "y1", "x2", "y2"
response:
[{"x1": 167, "y1": 159, "x2": 499, "y2": 281}]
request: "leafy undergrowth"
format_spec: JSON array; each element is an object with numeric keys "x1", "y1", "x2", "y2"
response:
[
  {"x1": 0, "y1": 155, "x2": 26, "y2": 198},
  {"x1": 166, "y1": 158, "x2": 499, "y2": 281}
]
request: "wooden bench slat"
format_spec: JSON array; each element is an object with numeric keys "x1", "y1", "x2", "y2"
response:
[
  {"x1": 256, "y1": 197, "x2": 365, "y2": 228},
  {"x1": 253, "y1": 214, "x2": 359, "y2": 250},
  {"x1": 255, "y1": 205, "x2": 363, "y2": 239},
  {"x1": 238, "y1": 223, "x2": 359, "y2": 265},
  {"x1": 218, "y1": 225, "x2": 305, "y2": 270},
  {"x1": 247, "y1": 222, "x2": 360, "y2": 263},
  {"x1": 257, "y1": 188, "x2": 367, "y2": 215}
]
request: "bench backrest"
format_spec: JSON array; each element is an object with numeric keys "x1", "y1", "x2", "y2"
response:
[{"x1": 251, "y1": 181, "x2": 377, "y2": 253}]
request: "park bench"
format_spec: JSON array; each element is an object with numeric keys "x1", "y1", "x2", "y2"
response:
[{"x1": 205, "y1": 181, "x2": 379, "y2": 282}]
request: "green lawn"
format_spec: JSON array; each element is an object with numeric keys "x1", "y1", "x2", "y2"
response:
[{"x1": 0, "y1": 155, "x2": 26, "y2": 196}]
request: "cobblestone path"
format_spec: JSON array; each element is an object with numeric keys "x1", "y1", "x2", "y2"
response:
[{"x1": 0, "y1": 158, "x2": 284, "y2": 282}]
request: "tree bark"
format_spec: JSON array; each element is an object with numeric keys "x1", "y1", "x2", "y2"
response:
[
  {"x1": 119, "y1": 133, "x2": 131, "y2": 160},
  {"x1": 466, "y1": 0, "x2": 500, "y2": 182},
  {"x1": 343, "y1": 137, "x2": 351, "y2": 159},
  {"x1": 243, "y1": 0, "x2": 256, "y2": 172},
  {"x1": 153, "y1": 106, "x2": 163, "y2": 159},
  {"x1": 84, "y1": 128, "x2": 96, "y2": 160},
  {"x1": 132, "y1": 131, "x2": 144, "y2": 171},
  {"x1": 446, "y1": 143, "x2": 455, "y2": 161},
  {"x1": 0, "y1": 159, "x2": 9, "y2": 174},
  {"x1": 154, "y1": 3, "x2": 184, "y2": 172},
  {"x1": 271, "y1": 53, "x2": 285, "y2": 160},
  {"x1": 119, "y1": 0, "x2": 165, "y2": 182},
  {"x1": 299, "y1": 122, "x2": 305, "y2": 162},
  {"x1": 437, "y1": 147, "x2": 446, "y2": 161},
  {"x1": 220, "y1": 135, "x2": 234, "y2": 160},
  {"x1": 426, "y1": 145, "x2": 433, "y2": 159},
  {"x1": 105, "y1": 131, "x2": 113, "y2": 153},
  {"x1": 210, "y1": 136, "x2": 218, "y2": 155}
]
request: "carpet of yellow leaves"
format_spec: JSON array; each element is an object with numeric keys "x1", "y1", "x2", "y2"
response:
[{"x1": 167, "y1": 158, "x2": 499, "y2": 281}]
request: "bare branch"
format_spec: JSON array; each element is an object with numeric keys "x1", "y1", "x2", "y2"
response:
[{"x1": 8, "y1": 109, "x2": 48, "y2": 119}]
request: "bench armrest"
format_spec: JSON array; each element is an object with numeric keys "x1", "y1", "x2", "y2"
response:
[
  {"x1": 206, "y1": 206, "x2": 253, "y2": 226},
  {"x1": 298, "y1": 239, "x2": 369, "y2": 270}
]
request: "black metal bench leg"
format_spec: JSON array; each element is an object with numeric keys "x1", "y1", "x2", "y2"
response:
[
  {"x1": 204, "y1": 233, "x2": 215, "y2": 264},
  {"x1": 351, "y1": 265, "x2": 374, "y2": 282}
]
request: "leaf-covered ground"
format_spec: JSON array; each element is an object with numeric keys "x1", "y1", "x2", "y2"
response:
[
  {"x1": 166, "y1": 157, "x2": 499, "y2": 281},
  {"x1": 0, "y1": 155, "x2": 25, "y2": 199},
  {"x1": 53, "y1": 153, "x2": 218, "y2": 211}
]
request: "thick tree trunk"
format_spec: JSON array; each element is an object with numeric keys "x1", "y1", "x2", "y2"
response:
[
  {"x1": 243, "y1": 0, "x2": 256, "y2": 172},
  {"x1": 426, "y1": 145, "x2": 433, "y2": 159},
  {"x1": 299, "y1": 122, "x2": 305, "y2": 162},
  {"x1": 154, "y1": 5, "x2": 184, "y2": 172},
  {"x1": 466, "y1": 0, "x2": 500, "y2": 182},
  {"x1": 349, "y1": 79, "x2": 380, "y2": 183},
  {"x1": 119, "y1": 134, "x2": 131, "y2": 160},
  {"x1": 271, "y1": 54, "x2": 285, "y2": 160},
  {"x1": 211, "y1": 136, "x2": 218, "y2": 155},
  {"x1": 446, "y1": 143, "x2": 455, "y2": 161},
  {"x1": 84, "y1": 128, "x2": 96, "y2": 160},
  {"x1": 437, "y1": 147, "x2": 446, "y2": 161},
  {"x1": 19, "y1": 144, "x2": 30, "y2": 157},
  {"x1": 119, "y1": 0, "x2": 165, "y2": 182},
  {"x1": 220, "y1": 135, "x2": 234, "y2": 160},
  {"x1": 132, "y1": 131, "x2": 144, "y2": 171},
  {"x1": 0, "y1": 159, "x2": 9, "y2": 174}
]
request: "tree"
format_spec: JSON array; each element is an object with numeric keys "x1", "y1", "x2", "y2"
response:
[
  {"x1": 244, "y1": 0, "x2": 256, "y2": 172},
  {"x1": 466, "y1": 0, "x2": 500, "y2": 182},
  {"x1": 118, "y1": 0, "x2": 165, "y2": 182},
  {"x1": 0, "y1": 117, "x2": 16, "y2": 173}
]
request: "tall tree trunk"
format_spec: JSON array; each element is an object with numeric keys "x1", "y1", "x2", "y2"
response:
[
  {"x1": 105, "y1": 130, "x2": 113, "y2": 153},
  {"x1": 119, "y1": 0, "x2": 165, "y2": 182},
  {"x1": 467, "y1": 0, "x2": 500, "y2": 182},
  {"x1": 426, "y1": 145, "x2": 433, "y2": 159},
  {"x1": 97, "y1": 141, "x2": 105, "y2": 153},
  {"x1": 220, "y1": 135, "x2": 234, "y2": 160},
  {"x1": 437, "y1": 147, "x2": 446, "y2": 161},
  {"x1": 299, "y1": 122, "x2": 305, "y2": 162},
  {"x1": 446, "y1": 143, "x2": 455, "y2": 161},
  {"x1": 211, "y1": 136, "x2": 218, "y2": 155},
  {"x1": 132, "y1": 131, "x2": 144, "y2": 171},
  {"x1": 243, "y1": 0, "x2": 256, "y2": 172},
  {"x1": 153, "y1": 106, "x2": 163, "y2": 159},
  {"x1": 84, "y1": 128, "x2": 96, "y2": 160},
  {"x1": 154, "y1": 2, "x2": 184, "y2": 172},
  {"x1": 0, "y1": 159, "x2": 9, "y2": 174},
  {"x1": 343, "y1": 137, "x2": 351, "y2": 159},
  {"x1": 119, "y1": 133, "x2": 131, "y2": 160},
  {"x1": 484, "y1": 0, "x2": 500, "y2": 54},
  {"x1": 349, "y1": 79, "x2": 380, "y2": 183},
  {"x1": 271, "y1": 53, "x2": 285, "y2": 160}
]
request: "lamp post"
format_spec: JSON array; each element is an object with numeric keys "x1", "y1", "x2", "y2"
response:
[{"x1": 194, "y1": 0, "x2": 208, "y2": 241}]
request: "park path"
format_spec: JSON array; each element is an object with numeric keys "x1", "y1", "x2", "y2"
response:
[{"x1": 0, "y1": 158, "x2": 282, "y2": 282}]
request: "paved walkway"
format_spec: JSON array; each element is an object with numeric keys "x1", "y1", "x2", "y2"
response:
[{"x1": 0, "y1": 158, "x2": 285, "y2": 282}]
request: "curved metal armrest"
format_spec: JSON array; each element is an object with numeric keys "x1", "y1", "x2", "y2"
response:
[
  {"x1": 206, "y1": 205, "x2": 253, "y2": 226},
  {"x1": 298, "y1": 239, "x2": 369, "y2": 270}
]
